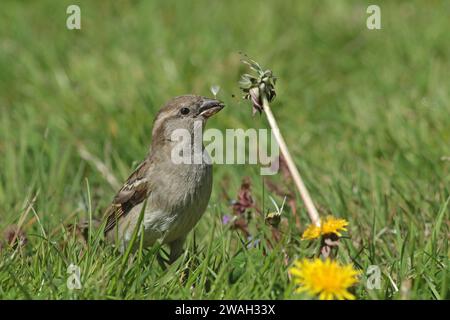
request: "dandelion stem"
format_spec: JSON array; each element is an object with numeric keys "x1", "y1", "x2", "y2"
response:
[{"x1": 261, "y1": 93, "x2": 321, "y2": 226}]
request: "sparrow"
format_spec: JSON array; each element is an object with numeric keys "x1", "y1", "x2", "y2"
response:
[{"x1": 103, "y1": 95, "x2": 224, "y2": 262}]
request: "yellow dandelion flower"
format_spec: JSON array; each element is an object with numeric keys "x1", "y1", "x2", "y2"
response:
[
  {"x1": 301, "y1": 224, "x2": 321, "y2": 240},
  {"x1": 289, "y1": 258, "x2": 360, "y2": 300},
  {"x1": 301, "y1": 216, "x2": 349, "y2": 240},
  {"x1": 321, "y1": 216, "x2": 348, "y2": 237}
]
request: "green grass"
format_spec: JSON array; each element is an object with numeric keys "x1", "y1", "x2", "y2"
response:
[{"x1": 0, "y1": 0, "x2": 449, "y2": 299}]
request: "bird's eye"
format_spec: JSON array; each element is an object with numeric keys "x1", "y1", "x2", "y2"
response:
[{"x1": 180, "y1": 107, "x2": 190, "y2": 115}]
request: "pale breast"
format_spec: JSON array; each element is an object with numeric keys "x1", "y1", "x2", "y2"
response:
[{"x1": 142, "y1": 162, "x2": 212, "y2": 244}]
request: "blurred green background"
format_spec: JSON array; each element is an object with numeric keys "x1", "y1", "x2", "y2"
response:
[{"x1": 0, "y1": 0, "x2": 448, "y2": 299}]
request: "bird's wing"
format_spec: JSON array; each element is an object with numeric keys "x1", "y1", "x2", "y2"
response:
[{"x1": 104, "y1": 159, "x2": 151, "y2": 234}]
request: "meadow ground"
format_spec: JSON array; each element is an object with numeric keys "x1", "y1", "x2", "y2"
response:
[{"x1": 0, "y1": 0, "x2": 448, "y2": 299}]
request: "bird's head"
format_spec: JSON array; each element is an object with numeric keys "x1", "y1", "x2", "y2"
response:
[{"x1": 151, "y1": 95, "x2": 224, "y2": 147}]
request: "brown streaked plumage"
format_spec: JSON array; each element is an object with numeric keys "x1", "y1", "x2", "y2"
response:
[{"x1": 104, "y1": 159, "x2": 151, "y2": 234}]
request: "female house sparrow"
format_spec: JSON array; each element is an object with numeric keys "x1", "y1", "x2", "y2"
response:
[{"x1": 103, "y1": 95, "x2": 224, "y2": 262}]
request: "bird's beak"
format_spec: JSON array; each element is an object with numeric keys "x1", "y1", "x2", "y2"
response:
[{"x1": 198, "y1": 98, "x2": 225, "y2": 118}]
